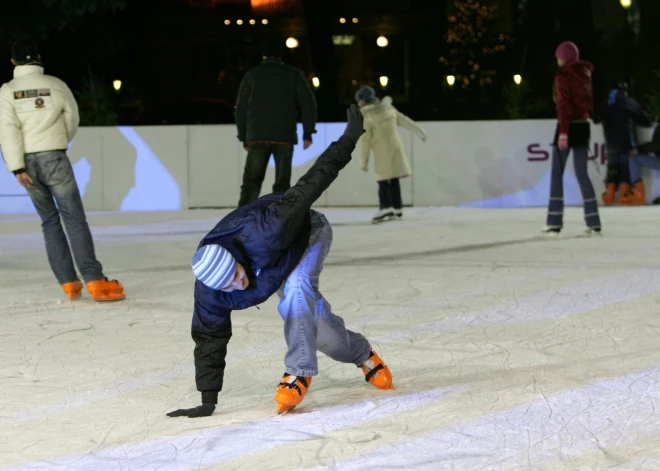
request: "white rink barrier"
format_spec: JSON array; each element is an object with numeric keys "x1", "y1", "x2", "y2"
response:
[{"x1": 0, "y1": 120, "x2": 658, "y2": 214}]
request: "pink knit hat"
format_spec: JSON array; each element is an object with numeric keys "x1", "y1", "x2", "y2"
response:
[{"x1": 555, "y1": 41, "x2": 579, "y2": 63}]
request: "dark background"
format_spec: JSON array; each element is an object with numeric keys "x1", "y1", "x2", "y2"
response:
[{"x1": 0, "y1": 0, "x2": 657, "y2": 126}]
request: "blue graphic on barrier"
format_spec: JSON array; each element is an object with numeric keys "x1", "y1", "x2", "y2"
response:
[
  {"x1": 460, "y1": 170, "x2": 590, "y2": 208},
  {"x1": 117, "y1": 127, "x2": 181, "y2": 211}
]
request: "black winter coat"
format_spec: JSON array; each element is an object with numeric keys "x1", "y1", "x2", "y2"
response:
[
  {"x1": 235, "y1": 58, "x2": 317, "y2": 145},
  {"x1": 596, "y1": 91, "x2": 652, "y2": 152},
  {"x1": 192, "y1": 135, "x2": 356, "y2": 404}
]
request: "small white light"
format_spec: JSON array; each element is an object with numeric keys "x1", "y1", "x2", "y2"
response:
[
  {"x1": 513, "y1": 74, "x2": 522, "y2": 85},
  {"x1": 352, "y1": 18, "x2": 359, "y2": 23},
  {"x1": 286, "y1": 37, "x2": 299, "y2": 49},
  {"x1": 312, "y1": 77, "x2": 320, "y2": 88},
  {"x1": 339, "y1": 18, "x2": 346, "y2": 23},
  {"x1": 113, "y1": 80, "x2": 122, "y2": 91},
  {"x1": 262, "y1": 19, "x2": 268, "y2": 25},
  {"x1": 376, "y1": 35, "x2": 389, "y2": 47},
  {"x1": 379, "y1": 76, "x2": 388, "y2": 87},
  {"x1": 249, "y1": 19, "x2": 256, "y2": 25},
  {"x1": 620, "y1": 0, "x2": 632, "y2": 9},
  {"x1": 224, "y1": 19, "x2": 230, "y2": 25},
  {"x1": 446, "y1": 75, "x2": 455, "y2": 86},
  {"x1": 237, "y1": 19, "x2": 243, "y2": 25}
]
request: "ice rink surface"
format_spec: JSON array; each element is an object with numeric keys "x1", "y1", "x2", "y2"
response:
[{"x1": 2, "y1": 206, "x2": 660, "y2": 471}]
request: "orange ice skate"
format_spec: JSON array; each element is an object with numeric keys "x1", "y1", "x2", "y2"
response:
[
  {"x1": 62, "y1": 280, "x2": 83, "y2": 300},
  {"x1": 601, "y1": 183, "x2": 617, "y2": 206},
  {"x1": 620, "y1": 181, "x2": 645, "y2": 206},
  {"x1": 86, "y1": 278, "x2": 125, "y2": 302},
  {"x1": 274, "y1": 374, "x2": 312, "y2": 414},
  {"x1": 360, "y1": 349, "x2": 394, "y2": 390},
  {"x1": 618, "y1": 182, "x2": 632, "y2": 205}
]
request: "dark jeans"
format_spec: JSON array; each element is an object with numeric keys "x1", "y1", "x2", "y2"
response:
[
  {"x1": 605, "y1": 148, "x2": 631, "y2": 184},
  {"x1": 546, "y1": 146, "x2": 601, "y2": 229},
  {"x1": 24, "y1": 151, "x2": 105, "y2": 284},
  {"x1": 377, "y1": 178, "x2": 402, "y2": 209},
  {"x1": 238, "y1": 143, "x2": 294, "y2": 207}
]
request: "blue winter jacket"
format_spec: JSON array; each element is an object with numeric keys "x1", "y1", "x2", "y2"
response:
[
  {"x1": 192, "y1": 135, "x2": 356, "y2": 404},
  {"x1": 598, "y1": 90, "x2": 652, "y2": 152}
]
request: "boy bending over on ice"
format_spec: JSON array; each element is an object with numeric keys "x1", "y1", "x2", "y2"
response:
[{"x1": 168, "y1": 105, "x2": 394, "y2": 417}]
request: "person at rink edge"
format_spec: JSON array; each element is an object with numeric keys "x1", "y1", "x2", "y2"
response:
[
  {"x1": 235, "y1": 37, "x2": 317, "y2": 208},
  {"x1": 0, "y1": 38, "x2": 125, "y2": 302},
  {"x1": 167, "y1": 105, "x2": 394, "y2": 418},
  {"x1": 596, "y1": 81, "x2": 653, "y2": 205},
  {"x1": 542, "y1": 41, "x2": 602, "y2": 237},
  {"x1": 355, "y1": 85, "x2": 427, "y2": 224},
  {"x1": 624, "y1": 124, "x2": 660, "y2": 205}
]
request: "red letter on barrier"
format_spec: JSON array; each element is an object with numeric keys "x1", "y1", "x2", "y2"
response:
[{"x1": 527, "y1": 144, "x2": 549, "y2": 161}]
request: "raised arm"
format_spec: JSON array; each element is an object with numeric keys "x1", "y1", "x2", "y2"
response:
[{"x1": 269, "y1": 105, "x2": 364, "y2": 248}]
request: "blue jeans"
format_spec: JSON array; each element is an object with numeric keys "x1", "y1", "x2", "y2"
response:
[
  {"x1": 24, "y1": 151, "x2": 105, "y2": 284},
  {"x1": 629, "y1": 154, "x2": 660, "y2": 183},
  {"x1": 546, "y1": 146, "x2": 601, "y2": 229},
  {"x1": 277, "y1": 211, "x2": 371, "y2": 376}
]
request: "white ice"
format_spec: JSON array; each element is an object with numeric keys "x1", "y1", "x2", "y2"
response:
[{"x1": 2, "y1": 207, "x2": 660, "y2": 471}]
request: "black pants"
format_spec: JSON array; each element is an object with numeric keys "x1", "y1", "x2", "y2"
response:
[
  {"x1": 605, "y1": 148, "x2": 631, "y2": 185},
  {"x1": 238, "y1": 143, "x2": 294, "y2": 207},
  {"x1": 378, "y1": 178, "x2": 402, "y2": 209}
]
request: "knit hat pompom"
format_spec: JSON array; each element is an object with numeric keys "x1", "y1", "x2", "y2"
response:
[
  {"x1": 555, "y1": 41, "x2": 579, "y2": 64},
  {"x1": 355, "y1": 85, "x2": 376, "y2": 102},
  {"x1": 192, "y1": 244, "x2": 237, "y2": 290}
]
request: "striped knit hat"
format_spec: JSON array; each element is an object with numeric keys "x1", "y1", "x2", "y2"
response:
[{"x1": 191, "y1": 244, "x2": 237, "y2": 290}]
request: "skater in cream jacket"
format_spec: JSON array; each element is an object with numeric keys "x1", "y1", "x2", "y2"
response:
[
  {"x1": 0, "y1": 38, "x2": 124, "y2": 302},
  {"x1": 356, "y1": 86, "x2": 427, "y2": 223}
]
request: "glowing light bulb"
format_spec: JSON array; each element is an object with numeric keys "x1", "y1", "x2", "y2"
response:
[
  {"x1": 286, "y1": 37, "x2": 299, "y2": 49},
  {"x1": 339, "y1": 18, "x2": 346, "y2": 24},
  {"x1": 262, "y1": 19, "x2": 268, "y2": 24},
  {"x1": 113, "y1": 80, "x2": 122, "y2": 91},
  {"x1": 237, "y1": 19, "x2": 243, "y2": 25},
  {"x1": 513, "y1": 74, "x2": 522, "y2": 85},
  {"x1": 620, "y1": 0, "x2": 632, "y2": 9},
  {"x1": 446, "y1": 75, "x2": 455, "y2": 86},
  {"x1": 376, "y1": 36, "x2": 389, "y2": 47},
  {"x1": 312, "y1": 77, "x2": 320, "y2": 88},
  {"x1": 379, "y1": 76, "x2": 388, "y2": 87}
]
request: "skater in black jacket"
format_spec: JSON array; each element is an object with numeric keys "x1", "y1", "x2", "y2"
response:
[{"x1": 167, "y1": 105, "x2": 394, "y2": 418}]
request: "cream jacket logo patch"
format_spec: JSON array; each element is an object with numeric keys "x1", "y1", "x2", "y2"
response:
[{"x1": 13, "y1": 88, "x2": 53, "y2": 113}]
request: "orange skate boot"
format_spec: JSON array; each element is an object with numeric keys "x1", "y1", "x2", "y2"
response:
[
  {"x1": 618, "y1": 182, "x2": 632, "y2": 205},
  {"x1": 360, "y1": 349, "x2": 394, "y2": 390},
  {"x1": 86, "y1": 278, "x2": 125, "y2": 302},
  {"x1": 274, "y1": 374, "x2": 312, "y2": 414},
  {"x1": 62, "y1": 280, "x2": 83, "y2": 300},
  {"x1": 601, "y1": 183, "x2": 617, "y2": 206},
  {"x1": 620, "y1": 180, "x2": 645, "y2": 206}
]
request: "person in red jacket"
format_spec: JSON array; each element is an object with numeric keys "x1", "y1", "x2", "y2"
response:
[{"x1": 543, "y1": 41, "x2": 602, "y2": 236}]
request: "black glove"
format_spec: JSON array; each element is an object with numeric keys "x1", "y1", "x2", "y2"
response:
[
  {"x1": 343, "y1": 104, "x2": 365, "y2": 144},
  {"x1": 166, "y1": 403, "x2": 215, "y2": 418}
]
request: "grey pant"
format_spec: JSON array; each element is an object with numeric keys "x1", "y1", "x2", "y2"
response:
[
  {"x1": 546, "y1": 146, "x2": 601, "y2": 229},
  {"x1": 24, "y1": 151, "x2": 104, "y2": 284},
  {"x1": 277, "y1": 212, "x2": 371, "y2": 377}
]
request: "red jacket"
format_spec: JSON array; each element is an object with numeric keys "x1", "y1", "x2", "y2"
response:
[{"x1": 554, "y1": 61, "x2": 594, "y2": 135}]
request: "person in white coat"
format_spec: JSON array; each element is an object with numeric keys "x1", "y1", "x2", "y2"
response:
[
  {"x1": 356, "y1": 86, "x2": 427, "y2": 223},
  {"x1": 0, "y1": 38, "x2": 125, "y2": 302}
]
